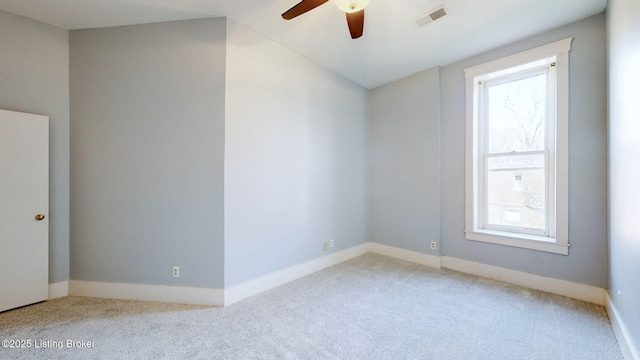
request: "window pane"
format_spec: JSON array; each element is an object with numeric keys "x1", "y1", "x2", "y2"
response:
[
  {"x1": 486, "y1": 154, "x2": 545, "y2": 232},
  {"x1": 487, "y1": 73, "x2": 547, "y2": 154}
]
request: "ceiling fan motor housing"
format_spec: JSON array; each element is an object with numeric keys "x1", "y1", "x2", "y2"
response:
[{"x1": 334, "y1": 0, "x2": 370, "y2": 13}]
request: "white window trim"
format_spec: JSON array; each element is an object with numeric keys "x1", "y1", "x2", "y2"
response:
[
  {"x1": 464, "y1": 38, "x2": 572, "y2": 255},
  {"x1": 479, "y1": 66, "x2": 552, "y2": 238}
]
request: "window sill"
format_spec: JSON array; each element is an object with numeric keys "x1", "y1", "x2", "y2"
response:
[{"x1": 465, "y1": 229, "x2": 569, "y2": 255}]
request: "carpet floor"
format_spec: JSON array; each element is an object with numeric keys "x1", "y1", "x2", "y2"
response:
[{"x1": 0, "y1": 254, "x2": 622, "y2": 359}]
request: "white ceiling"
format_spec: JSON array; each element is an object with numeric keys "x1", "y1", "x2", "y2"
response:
[{"x1": 0, "y1": 0, "x2": 606, "y2": 89}]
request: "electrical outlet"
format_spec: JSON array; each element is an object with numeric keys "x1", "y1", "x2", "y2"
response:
[
  {"x1": 173, "y1": 266, "x2": 180, "y2": 278},
  {"x1": 330, "y1": 239, "x2": 335, "y2": 248},
  {"x1": 617, "y1": 290, "x2": 622, "y2": 307},
  {"x1": 323, "y1": 242, "x2": 328, "y2": 251},
  {"x1": 431, "y1": 241, "x2": 437, "y2": 250}
]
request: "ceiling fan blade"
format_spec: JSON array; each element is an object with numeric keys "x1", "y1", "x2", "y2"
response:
[
  {"x1": 282, "y1": 0, "x2": 329, "y2": 20},
  {"x1": 346, "y1": 9, "x2": 365, "y2": 39}
]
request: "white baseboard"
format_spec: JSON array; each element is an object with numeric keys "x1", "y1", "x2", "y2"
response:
[
  {"x1": 48, "y1": 281, "x2": 69, "y2": 300},
  {"x1": 369, "y1": 242, "x2": 441, "y2": 268},
  {"x1": 224, "y1": 243, "x2": 370, "y2": 306},
  {"x1": 441, "y1": 256, "x2": 606, "y2": 305},
  {"x1": 69, "y1": 280, "x2": 224, "y2": 307},
  {"x1": 62, "y1": 243, "x2": 608, "y2": 311},
  {"x1": 606, "y1": 292, "x2": 639, "y2": 360}
]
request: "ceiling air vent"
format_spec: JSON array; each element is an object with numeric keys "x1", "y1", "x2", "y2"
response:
[{"x1": 413, "y1": 5, "x2": 447, "y2": 28}]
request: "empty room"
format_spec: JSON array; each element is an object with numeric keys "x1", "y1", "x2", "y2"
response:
[{"x1": 0, "y1": 0, "x2": 638, "y2": 358}]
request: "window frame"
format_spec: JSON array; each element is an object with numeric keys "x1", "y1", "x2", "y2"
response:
[
  {"x1": 464, "y1": 38, "x2": 572, "y2": 255},
  {"x1": 480, "y1": 65, "x2": 552, "y2": 237}
]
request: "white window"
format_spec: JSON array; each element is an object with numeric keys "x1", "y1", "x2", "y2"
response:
[
  {"x1": 504, "y1": 210, "x2": 522, "y2": 224},
  {"x1": 513, "y1": 175, "x2": 523, "y2": 190},
  {"x1": 464, "y1": 38, "x2": 571, "y2": 255}
]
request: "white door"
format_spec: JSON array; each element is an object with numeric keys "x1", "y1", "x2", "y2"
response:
[{"x1": 0, "y1": 109, "x2": 49, "y2": 313}]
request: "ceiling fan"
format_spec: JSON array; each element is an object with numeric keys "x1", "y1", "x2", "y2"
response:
[{"x1": 282, "y1": 0, "x2": 371, "y2": 39}]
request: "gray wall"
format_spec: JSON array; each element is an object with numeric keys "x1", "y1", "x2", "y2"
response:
[
  {"x1": 224, "y1": 20, "x2": 369, "y2": 286},
  {"x1": 369, "y1": 67, "x2": 441, "y2": 255},
  {"x1": 441, "y1": 14, "x2": 607, "y2": 287},
  {"x1": 70, "y1": 18, "x2": 226, "y2": 288},
  {"x1": 607, "y1": 0, "x2": 640, "y2": 355},
  {"x1": 0, "y1": 11, "x2": 70, "y2": 284}
]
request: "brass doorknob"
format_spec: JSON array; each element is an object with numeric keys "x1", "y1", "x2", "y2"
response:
[{"x1": 35, "y1": 214, "x2": 45, "y2": 221}]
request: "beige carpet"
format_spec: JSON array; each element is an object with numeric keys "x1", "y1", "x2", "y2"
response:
[{"x1": 0, "y1": 254, "x2": 622, "y2": 359}]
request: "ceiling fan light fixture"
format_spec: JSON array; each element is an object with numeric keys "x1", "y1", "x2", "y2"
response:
[{"x1": 334, "y1": 0, "x2": 370, "y2": 13}]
